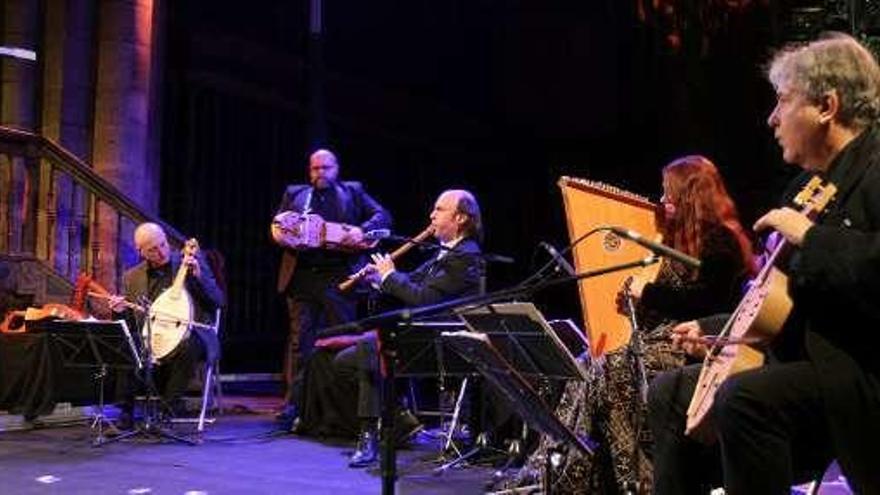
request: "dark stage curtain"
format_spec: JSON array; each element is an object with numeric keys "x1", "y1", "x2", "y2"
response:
[
  {"x1": 158, "y1": 1, "x2": 794, "y2": 375},
  {"x1": 160, "y1": 83, "x2": 305, "y2": 373}
]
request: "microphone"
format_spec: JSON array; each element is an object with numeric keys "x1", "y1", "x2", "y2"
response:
[
  {"x1": 363, "y1": 229, "x2": 391, "y2": 241},
  {"x1": 540, "y1": 241, "x2": 576, "y2": 276},
  {"x1": 608, "y1": 227, "x2": 701, "y2": 269}
]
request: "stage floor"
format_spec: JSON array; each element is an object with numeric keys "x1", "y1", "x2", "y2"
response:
[
  {"x1": 0, "y1": 396, "x2": 497, "y2": 495},
  {"x1": 0, "y1": 394, "x2": 854, "y2": 495}
]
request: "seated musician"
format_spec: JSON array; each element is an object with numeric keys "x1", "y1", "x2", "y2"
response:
[
  {"x1": 271, "y1": 148, "x2": 391, "y2": 425},
  {"x1": 296, "y1": 189, "x2": 485, "y2": 468},
  {"x1": 647, "y1": 34, "x2": 880, "y2": 494},
  {"x1": 501, "y1": 155, "x2": 754, "y2": 493},
  {"x1": 108, "y1": 222, "x2": 225, "y2": 424}
]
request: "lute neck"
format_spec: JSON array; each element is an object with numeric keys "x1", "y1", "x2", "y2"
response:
[{"x1": 169, "y1": 238, "x2": 199, "y2": 297}]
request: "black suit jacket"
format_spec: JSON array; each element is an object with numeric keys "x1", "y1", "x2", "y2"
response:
[
  {"x1": 700, "y1": 127, "x2": 880, "y2": 488},
  {"x1": 121, "y1": 251, "x2": 225, "y2": 362},
  {"x1": 274, "y1": 181, "x2": 391, "y2": 293},
  {"x1": 381, "y1": 237, "x2": 483, "y2": 306},
  {"x1": 784, "y1": 126, "x2": 880, "y2": 486}
]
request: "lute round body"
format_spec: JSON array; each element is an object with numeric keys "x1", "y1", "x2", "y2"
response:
[
  {"x1": 145, "y1": 286, "x2": 194, "y2": 362},
  {"x1": 143, "y1": 239, "x2": 199, "y2": 363}
]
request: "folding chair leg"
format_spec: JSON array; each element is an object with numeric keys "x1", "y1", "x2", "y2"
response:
[
  {"x1": 444, "y1": 377, "x2": 470, "y2": 453},
  {"x1": 212, "y1": 361, "x2": 224, "y2": 415},
  {"x1": 198, "y1": 364, "x2": 214, "y2": 433}
]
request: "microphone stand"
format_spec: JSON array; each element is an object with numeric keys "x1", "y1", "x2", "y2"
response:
[
  {"x1": 620, "y1": 281, "x2": 649, "y2": 495},
  {"x1": 621, "y1": 282, "x2": 649, "y2": 403},
  {"x1": 100, "y1": 298, "x2": 196, "y2": 446},
  {"x1": 319, "y1": 256, "x2": 659, "y2": 495}
]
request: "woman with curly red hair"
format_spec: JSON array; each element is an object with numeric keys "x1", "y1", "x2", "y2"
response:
[{"x1": 499, "y1": 155, "x2": 754, "y2": 494}]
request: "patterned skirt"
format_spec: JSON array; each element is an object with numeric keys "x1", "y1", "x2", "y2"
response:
[{"x1": 499, "y1": 323, "x2": 686, "y2": 494}]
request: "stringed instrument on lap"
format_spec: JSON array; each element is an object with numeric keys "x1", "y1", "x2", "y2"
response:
[
  {"x1": 146, "y1": 238, "x2": 199, "y2": 363},
  {"x1": 0, "y1": 303, "x2": 85, "y2": 333},
  {"x1": 685, "y1": 176, "x2": 837, "y2": 441},
  {"x1": 1, "y1": 273, "x2": 120, "y2": 333}
]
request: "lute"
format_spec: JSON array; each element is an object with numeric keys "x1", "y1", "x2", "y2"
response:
[{"x1": 685, "y1": 176, "x2": 837, "y2": 441}]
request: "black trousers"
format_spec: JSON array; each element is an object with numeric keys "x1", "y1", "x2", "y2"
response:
[
  {"x1": 333, "y1": 334, "x2": 517, "y2": 442},
  {"x1": 297, "y1": 348, "x2": 359, "y2": 437},
  {"x1": 118, "y1": 332, "x2": 209, "y2": 414},
  {"x1": 154, "y1": 335, "x2": 208, "y2": 407},
  {"x1": 334, "y1": 334, "x2": 380, "y2": 420},
  {"x1": 283, "y1": 273, "x2": 357, "y2": 405},
  {"x1": 647, "y1": 362, "x2": 833, "y2": 495}
]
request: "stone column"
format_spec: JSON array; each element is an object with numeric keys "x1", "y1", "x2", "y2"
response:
[
  {"x1": 1, "y1": 0, "x2": 40, "y2": 255},
  {"x1": 40, "y1": 0, "x2": 98, "y2": 280},
  {"x1": 91, "y1": 0, "x2": 161, "y2": 289},
  {"x1": 1, "y1": 0, "x2": 39, "y2": 130}
]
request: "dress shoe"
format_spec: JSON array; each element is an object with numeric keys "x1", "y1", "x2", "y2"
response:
[
  {"x1": 393, "y1": 408, "x2": 423, "y2": 446},
  {"x1": 348, "y1": 426, "x2": 379, "y2": 468},
  {"x1": 288, "y1": 416, "x2": 306, "y2": 435}
]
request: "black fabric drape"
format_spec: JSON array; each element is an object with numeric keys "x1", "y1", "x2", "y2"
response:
[{"x1": 0, "y1": 333, "x2": 115, "y2": 419}]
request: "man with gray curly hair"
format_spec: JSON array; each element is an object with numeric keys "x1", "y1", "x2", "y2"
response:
[
  {"x1": 766, "y1": 33, "x2": 880, "y2": 167},
  {"x1": 647, "y1": 33, "x2": 880, "y2": 494}
]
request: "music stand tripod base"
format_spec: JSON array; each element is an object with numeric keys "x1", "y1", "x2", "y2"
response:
[
  {"x1": 20, "y1": 319, "x2": 184, "y2": 447},
  {"x1": 116, "y1": 298, "x2": 200, "y2": 446},
  {"x1": 101, "y1": 400, "x2": 199, "y2": 446},
  {"x1": 433, "y1": 430, "x2": 508, "y2": 474}
]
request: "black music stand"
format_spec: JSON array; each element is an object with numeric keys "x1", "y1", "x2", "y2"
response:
[
  {"x1": 396, "y1": 320, "x2": 476, "y2": 460},
  {"x1": 444, "y1": 303, "x2": 596, "y2": 475},
  {"x1": 456, "y1": 302, "x2": 588, "y2": 382},
  {"x1": 442, "y1": 332, "x2": 595, "y2": 492},
  {"x1": 31, "y1": 319, "x2": 141, "y2": 446},
  {"x1": 547, "y1": 318, "x2": 590, "y2": 362},
  {"x1": 427, "y1": 303, "x2": 593, "y2": 475},
  {"x1": 397, "y1": 320, "x2": 473, "y2": 378},
  {"x1": 440, "y1": 329, "x2": 595, "y2": 457}
]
